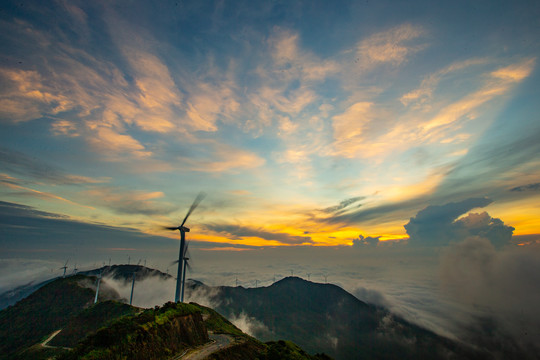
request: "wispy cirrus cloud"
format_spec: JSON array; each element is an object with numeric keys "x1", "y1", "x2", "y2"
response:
[
  {"x1": 0, "y1": 174, "x2": 94, "y2": 209},
  {"x1": 329, "y1": 57, "x2": 536, "y2": 162},
  {"x1": 0, "y1": 147, "x2": 108, "y2": 185},
  {"x1": 355, "y1": 23, "x2": 427, "y2": 70},
  {"x1": 510, "y1": 182, "x2": 540, "y2": 192},
  {"x1": 204, "y1": 223, "x2": 313, "y2": 245},
  {"x1": 400, "y1": 58, "x2": 488, "y2": 108},
  {"x1": 420, "y1": 58, "x2": 536, "y2": 136},
  {"x1": 81, "y1": 187, "x2": 177, "y2": 216}
]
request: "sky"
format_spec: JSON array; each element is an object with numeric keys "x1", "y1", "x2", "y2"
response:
[{"x1": 1, "y1": 0, "x2": 540, "y2": 352}]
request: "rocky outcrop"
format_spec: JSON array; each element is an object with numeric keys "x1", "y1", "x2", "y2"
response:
[{"x1": 61, "y1": 302, "x2": 209, "y2": 360}]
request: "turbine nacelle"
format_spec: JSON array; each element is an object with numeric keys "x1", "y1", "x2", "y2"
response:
[{"x1": 165, "y1": 226, "x2": 190, "y2": 232}]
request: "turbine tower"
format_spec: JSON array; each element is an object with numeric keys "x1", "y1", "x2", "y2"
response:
[
  {"x1": 94, "y1": 270, "x2": 102, "y2": 304},
  {"x1": 60, "y1": 259, "x2": 69, "y2": 278},
  {"x1": 165, "y1": 192, "x2": 206, "y2": 303},
  {"x1": 130, "y1": 271, "x2": 136, "y2": 305}
]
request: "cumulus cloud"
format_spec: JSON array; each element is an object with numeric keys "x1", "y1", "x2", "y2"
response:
[
  {"x1": 404, "y1": 197, "x2": 514, "y2": 247},
  {"x1": 352, "y1": 234, "x2": 380, "y2": 247}
]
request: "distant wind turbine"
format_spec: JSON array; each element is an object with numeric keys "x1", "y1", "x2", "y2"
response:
[
  {"x1": 72, "y1": 263, "x2": 78, "y2": 275},
  {"x1": 60, "y1": 259, "x2": 69, "y2": 278},
  {"x1": 164, "y1": 192, "x2": 206, "y2": 303},
  {"x1": 307, "y1": 273, "x2": 311, "y2": 281}
]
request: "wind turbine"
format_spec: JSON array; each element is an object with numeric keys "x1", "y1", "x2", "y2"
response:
[
  {"x1": 60, "y1": 259, "x2": 69, "y2": 278},
  {"x1": 165, "y1": 192, "x2": 206, "y2": 303},
  {"x1": 94, "y1": 270, "x2": 102, "y2": 304},
  {"x1": 72, "y1": 263, "x2": 78, "y2": 275},
  {"x1": 130, "y1": 271, "x2": 136, "y2": 305},
  {"x1": 180, "y1": 241, "x2": 193, "y2": 302}
]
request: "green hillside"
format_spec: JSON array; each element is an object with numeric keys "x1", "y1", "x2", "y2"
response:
[
  {"x1": 50, "y1": 300, "x2": 139, "y2": 347},
  {"x1": 199, "y1": 277, "x2": 486, "y2": 360},
  {"x1": 61, "y1": 302, "x2": 208, "y2": 360},
  {"x1": 0, "y1": 275, "x2": 121, "y2": 359},
  {"x1": 0, "y1": 271, "x2": 334, "y2": 360}
]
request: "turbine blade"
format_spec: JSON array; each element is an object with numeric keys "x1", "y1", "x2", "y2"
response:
[
  {"x1": 170, "y1": 260, "x2": 179, "y2": 266},
  {"x1": 164, "y1": 226, "x2": 179, "y2": 230},
  {"x1": 180, "y1": 192, "x2": 206, "y2": 227},
  {"x1": 183, "y1": 241, "x2": 190, "y2": 258}
]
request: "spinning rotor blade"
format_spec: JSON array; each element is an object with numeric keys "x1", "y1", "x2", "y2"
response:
[
  {"x1": 183, "y1": 241, "x2": 191, "y2": 258},
  {"x1": 180, "y1": 192, "x2": 206, "y2": 227}
]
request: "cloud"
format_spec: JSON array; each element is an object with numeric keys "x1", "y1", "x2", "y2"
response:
[
  {"x1": 181, "y1": 143, "x2": 265, "y2": 173},
  {"x1": 228, "y1": 311, "x2": 272, "y2": 338},
  {"x1": 356, "y1": 24, "x2": 426, "y2": 69},
  {"x1": 0, "y1": 200, "x2": 176, "y2": 261},
  {"x1": 102, "y1": 274, "x2": 176, "y2": 308},
  {"x1": 204, "y1": 223, "x2": 313, "y2": 245},
  {"x1": 510, "y1": 182, "x2": 540, "y2": 192},
  {"x1": 420, "y1": 58, "x2": 535, "y2": 136},
  {"x1": 352, "y1": 234, "x2": 380, "y2": 247},
  {"x1": 440, "y1": 237, "x2": 540, "y2": 355},
  {"x1": 330, "y1": 102, "x2": 375, "y2": 158},
  {"x1": 321, "y1": 196, "x2": 364, "y2": 214},
  {"x1": 0, "y1": 174, "x2": 95, "y2": 209},
  {"x1": 352, "y1": 286, "x2": 390, "y2": 308},
  {"x1": 400, "y1": 58, "x2": 488, "y2": 108},
  {"x1": 82, "y1": 187, "x2": 177, "y2": 216},
  {"x1": 404, "y1": 197, "x2": 515, "y2": 247},
  {"x1": 0, "y1": 258, "x2": 60, "y2": 294},
  {"x1": 0, "y1": 147, "x2": 107, "y2": 184},
  {"x1": 267, "y1": 28, "x2": 338, "y2": 83},
  {"x1": 0, "y1": 68, "x2": 72, "y2": 123}
]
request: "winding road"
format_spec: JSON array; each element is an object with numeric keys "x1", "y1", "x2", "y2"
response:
[{"x1": 171, "y1": 333, "x2": 234, "y2": 360}]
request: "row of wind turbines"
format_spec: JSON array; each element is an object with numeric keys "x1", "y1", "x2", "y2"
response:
[{"x1": 60, "y1": 192, "x2": 331, "y2": 306}]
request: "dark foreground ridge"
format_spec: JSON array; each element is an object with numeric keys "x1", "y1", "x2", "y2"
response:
[{"x1": 0, "y1": 273, "x2": 332, "y2": 360}]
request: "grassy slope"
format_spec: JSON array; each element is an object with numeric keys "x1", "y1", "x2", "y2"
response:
[
  {"x1": 50, "y1": 300, "x2": 139, "y2": 347},
  {"x1": 60, "y1": 302, "x2": 208, "y2": 360},
  {"x1": 0, "y1": 275, "x2": 99, "y2": 359}
]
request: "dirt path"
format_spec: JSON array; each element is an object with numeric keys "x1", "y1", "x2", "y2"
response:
[
  {"x1": 41, "y1": 330, "x2": 62, "y2": 348},
  {"x1": 171, "y1": 333, "x2": 234, "y2": 360}
]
